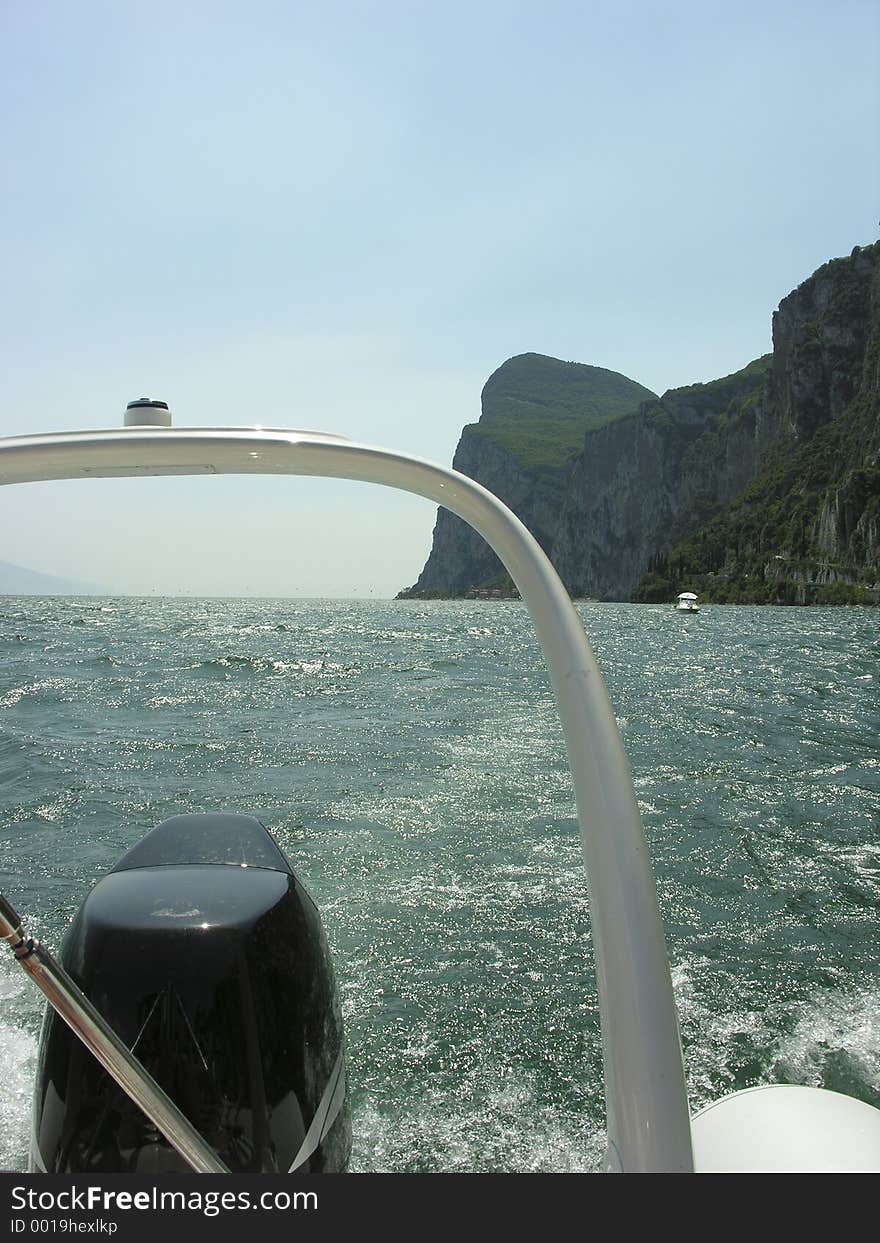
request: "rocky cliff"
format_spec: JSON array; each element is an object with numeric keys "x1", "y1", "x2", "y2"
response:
[
  {"x1": 637, "y1": 242, "x2": 879, "y2": 603},
  {"x1": 552, "y1": 356, "x2": 771, "y2": 598},
  {"x1": 399, "y1": 241, "x2": 879, "y2": 604},
  {"x1": 400, "y1": 353, "x2": 656, "y2": 596}
]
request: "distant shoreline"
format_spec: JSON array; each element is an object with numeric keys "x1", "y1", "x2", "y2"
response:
[{"x1": 1, "y1": 590, "x2": 875, "y2": 607}]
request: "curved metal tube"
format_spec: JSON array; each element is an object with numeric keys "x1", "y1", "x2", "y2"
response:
[{"x1": 0, "y1": 425, "x2": 694, "y2": 1172}]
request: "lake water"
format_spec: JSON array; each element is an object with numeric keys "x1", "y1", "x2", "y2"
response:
[{"x1": 0, "y1": 597, "x2": 877, "y2": 1171}]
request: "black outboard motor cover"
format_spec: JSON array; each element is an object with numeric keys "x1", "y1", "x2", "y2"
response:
[{"x1": 32, "y1": 814, "x2": 351, "y2": 1173}]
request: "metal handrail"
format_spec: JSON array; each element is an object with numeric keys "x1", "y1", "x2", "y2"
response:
[{"x1": 0, "y1": 422, "x2": 694, "y2": 1172}]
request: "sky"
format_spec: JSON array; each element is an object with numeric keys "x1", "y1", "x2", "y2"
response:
[{"x1": 0, "y1": 0, "x2": 877, "y2": 597}]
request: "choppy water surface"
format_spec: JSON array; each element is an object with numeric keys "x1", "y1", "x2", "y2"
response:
[{"x1": 0, "y1": 598, "x2": 877, "y2": 1170}]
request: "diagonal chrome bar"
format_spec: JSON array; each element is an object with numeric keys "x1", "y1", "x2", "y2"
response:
[
  {"x1": 0, "y1": 424, "x2": 694, "y2": 1172},
  {"x1": 0, "y1": 894, "x2": 229, "y2": 1173}
]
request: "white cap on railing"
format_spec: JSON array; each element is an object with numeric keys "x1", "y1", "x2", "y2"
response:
[{"x1": 124, "y1": 398, "x2": 172, "y2": 427}]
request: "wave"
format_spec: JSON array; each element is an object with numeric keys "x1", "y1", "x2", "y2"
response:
[
  {"x1": 350, "y1": 1069, "x2": 603, "y2": 1172},
  {"x1": 0, "y1": 959, "x2": 39, "y2": 1172},
  {"x1": 0, "y1": 598, "x2": 877, "y2": 1171},
  {"x1": 0, "y1": 676, "x2": 73, "y2": 708},
  {"x1": 772, "y1": 986, "x2": 880, "y2": 1105},
  {"x1": 196, "y1": 653, "x2": 351, "y2": 678}
]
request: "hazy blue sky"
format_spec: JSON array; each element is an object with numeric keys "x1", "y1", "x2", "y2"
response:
[{"x1": 1, "y1": 0, "x2": 877, "y2": 596}]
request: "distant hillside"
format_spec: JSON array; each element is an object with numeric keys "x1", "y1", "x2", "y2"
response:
[
  {"x1": 634, "y1": 242, "x2": 879, "y2": 604},
  {"x1": 467, "y1": 353, "x2": 657, "y2": 471},
  {"x1": 552, "y1": 354, "x2": 774, "y2": 599},
  {"x1": 400, "y1": 241, "x2": 879, "y2": 605},
  {"x1": 0, "y1": 560, "x2": 102, "y2": 596},
  {"x1": 399, "y1": 354, "x2": 655, "y2": 596}
]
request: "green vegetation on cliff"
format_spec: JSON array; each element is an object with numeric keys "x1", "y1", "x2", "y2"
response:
[
  {"x1": 461, "y1": 352, "x2": 656, "y2": 472},
  {"x1": 402, "y1": 242, "x2": 879, "y2": 605},
  {"x1": 634, "y1": 393, "x2": 880, "y2": 605},
  {"x1": 661, "y1": 356, "x2": 772, "y2": 527},
  {"x1": 633, "y1": 243, "x2": 880, "y2": 605},
  {"x1": 645, "y1": 354, "x2": 772, "y2": 427}
]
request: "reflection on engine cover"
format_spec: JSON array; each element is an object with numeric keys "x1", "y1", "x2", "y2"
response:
[{"x1": 32, "y1": 814, "x2": 351, "y2": 1173}]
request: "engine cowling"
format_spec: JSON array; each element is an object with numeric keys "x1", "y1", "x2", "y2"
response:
[{"x1": 32, "y1": 813, "x2": 351, "y2": 1173}]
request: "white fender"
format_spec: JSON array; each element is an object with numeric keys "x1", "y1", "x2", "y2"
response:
[{"x1": 692, "y1": 1084, "x2": 880, "y2": 1172}]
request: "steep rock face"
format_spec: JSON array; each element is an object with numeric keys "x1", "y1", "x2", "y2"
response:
[
  {"x1": 400, "y1": 354, "x2": 655, "y2": 597},
  {"x1": 641, "y1": 242, "x2": 880, "y2": 603},
  {"x1": 768, "y1": 244, "x2": 878, "y2": 442},
  {"x1": 553, "y1": 358, "x2": 771, "y2": 598},
  {"x1": 407, "y1": 352, "x2": 771, "y2": 600},
  {"x1": 815, "y1": 468, "x2": 879, "y2": 564},
  {"x1": 550, "y1": 411, "x2": 691, "y2": 598},
  {"x1": 403, "y1": 431, "x2": 568, "y2": 596},
  {"x1": 401, "y1": 242, "x2": 879, "y2": 604}
]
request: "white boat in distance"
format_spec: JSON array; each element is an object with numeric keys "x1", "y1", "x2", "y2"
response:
[{"x1": 675, "y1": 591, "x2": 700, "y2": 613}]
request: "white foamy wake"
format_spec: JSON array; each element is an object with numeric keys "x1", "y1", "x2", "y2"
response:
[
  {"x1": 0, "y1": 962, "x2": 38, "y2": 1171},
  {"x1": 772, "y1": 986, "x2": 880, "y2": 1099},
  {"x1": 350, "y1": 1067, "x2": 605, "y2": 1173}
]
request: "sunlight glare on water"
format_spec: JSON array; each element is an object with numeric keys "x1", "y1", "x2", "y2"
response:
[{"x1": 0, "y1": 598, "x2": 877, "y2": 1171}]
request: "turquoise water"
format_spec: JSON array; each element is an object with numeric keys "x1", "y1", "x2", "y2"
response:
[{"x1": 0, "y1": 597, "x2": 877, "y2": 1171}]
